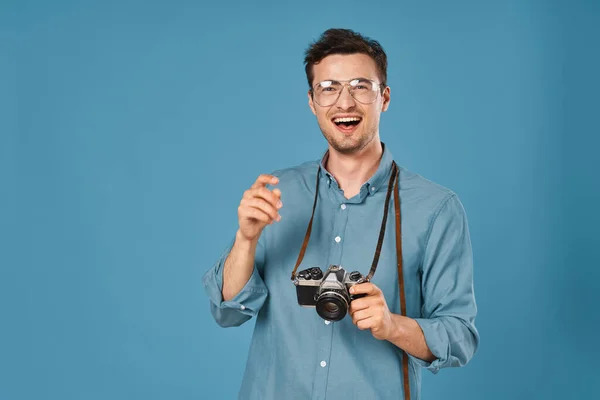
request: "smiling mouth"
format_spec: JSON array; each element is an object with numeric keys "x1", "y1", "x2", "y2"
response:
[{"x1": 332, "y1": 116, "x2": 362, "y2": 133}]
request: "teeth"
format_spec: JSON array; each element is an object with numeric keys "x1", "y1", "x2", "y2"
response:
[{"x1": 333, "y1": 117, "x2": 361, "y2": 123}]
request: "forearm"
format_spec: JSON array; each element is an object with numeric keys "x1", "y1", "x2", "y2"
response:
[
  {"x1": 222, "y1": 230, "x2": 258, "y2": 301},
  {"x1": 388, "y1": 314, "x2": 436, "y2": 362}
]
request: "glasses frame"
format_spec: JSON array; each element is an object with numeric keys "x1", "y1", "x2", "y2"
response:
[{"x1": 310, "y1": 78, "x2": 384, "y2": 107}]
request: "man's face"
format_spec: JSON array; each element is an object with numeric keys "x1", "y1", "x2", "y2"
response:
[{"x1": 308, "y1": 53, "x2": 391, "y2": 155}]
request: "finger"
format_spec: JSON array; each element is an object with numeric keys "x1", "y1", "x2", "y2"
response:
[
  {"x1": 239, "y1": 206, "x2": 273, "y2": 225},
  {"x1": 251, "y1": 174, "x2": 278, "y2": 189},
  {"x1": 356, "y1": 317, "x2": 375, "y2": 331},
  {"x1": 349, "y1": 298, "x2": 371, "y2": 314},
  {"x1": 351, "y1": 309, "x2": 372, "y2": 323},
  {"x1": 349, "y1": 282, "x2": 379, "y2": 297},
  {"x1": 250, "y1": 187, "x2": 282, "y2": 210},
  {"x1": 241, "y1": 197, "x2": 280, "y2": 222}
]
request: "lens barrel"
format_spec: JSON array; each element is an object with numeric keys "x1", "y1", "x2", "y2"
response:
[{"x1": 315, "y1": 289, "x2": 350, "y2": 321}]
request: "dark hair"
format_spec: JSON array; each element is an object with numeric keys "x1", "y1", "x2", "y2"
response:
[{"x1": 304, "y1": 28, "x2": 388, "y2": 89}]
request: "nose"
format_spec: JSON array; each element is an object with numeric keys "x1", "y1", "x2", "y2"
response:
[{"x1": 335, "y1": 85, "x2": 356, "y2": 110}]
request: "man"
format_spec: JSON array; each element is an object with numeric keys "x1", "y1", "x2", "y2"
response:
[{"x1": 202, "y1": 28, "x2": 479, "y2": 400}]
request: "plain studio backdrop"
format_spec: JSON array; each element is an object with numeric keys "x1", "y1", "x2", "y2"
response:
[{"x1": 1, "y1": 0, "x2": 599, "y2": 399}]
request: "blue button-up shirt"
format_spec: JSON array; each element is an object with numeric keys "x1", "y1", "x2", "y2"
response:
[{"x1": 202, "y1": 144, "x2": 479, "y2": 400}]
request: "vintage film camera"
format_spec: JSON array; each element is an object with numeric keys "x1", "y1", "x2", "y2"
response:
[{"x1": 293, "y1": 265, "x2": 367, "y2": 321}]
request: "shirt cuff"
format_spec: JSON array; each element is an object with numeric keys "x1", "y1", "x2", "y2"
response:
[
  {"x1": 204, "y1": 265, "x2": 267, "y2": 311},
  {"x1": 411, "y1": 318, "x2": 450, "y2": 374},
  {"x1": 202, "y1": 259, "x2": 268, "y2": 327}
]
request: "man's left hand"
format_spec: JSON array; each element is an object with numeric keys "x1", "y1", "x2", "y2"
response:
[{"x1": 348, "y1": 282, "x2": 396, "y2": 341}]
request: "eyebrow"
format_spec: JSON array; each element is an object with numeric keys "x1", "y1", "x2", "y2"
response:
[
  {"x1": 321, "y1": 76, "x2": 370, "y2": 82},
  {"x1": 319, "y1": 77, "x2": 372, "y2": 84}
]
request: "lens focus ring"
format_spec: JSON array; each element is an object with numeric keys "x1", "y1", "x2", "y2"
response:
[{"x1": 315, "y1": 289, "x2": 350, "y2": 321}]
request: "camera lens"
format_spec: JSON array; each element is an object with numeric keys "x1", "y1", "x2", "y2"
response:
[
  {"x1": 316, "y1": 289, "x2": 349, "y2": 321},
  {"x1": 323, "y1": 302, "x2": 339, "y2": 314}
]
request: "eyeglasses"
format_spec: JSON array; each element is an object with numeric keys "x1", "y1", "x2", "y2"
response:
[{"x1": 311, "y1": 78, "x2": 383, "y2": 107}]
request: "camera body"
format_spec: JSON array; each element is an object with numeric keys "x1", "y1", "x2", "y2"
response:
[{"x1": 293, "y1": 265, "x2": 367, "y2": 321}]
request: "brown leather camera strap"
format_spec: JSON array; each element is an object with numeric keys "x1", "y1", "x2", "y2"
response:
[
  {"x1": 394, "y1": 167, "x2": 411, "y2": 400},
  {"x1": 365, "y1": 162, "x2": 398, "y2": 281},
  {"x1": 289, "y1": 159, "x2": 411, "y2": 400},
  {"x1": 290, "y1": 166, "x2": 321, "y2": 280}
]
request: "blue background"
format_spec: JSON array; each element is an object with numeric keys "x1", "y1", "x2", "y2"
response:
[{"x1": 2, "y1": 0, "x2": 599, "y2": 399}]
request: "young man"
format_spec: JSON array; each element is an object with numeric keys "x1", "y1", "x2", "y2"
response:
[{"x1": 202, "y1": 29, "x2": 479, "y2": 400}]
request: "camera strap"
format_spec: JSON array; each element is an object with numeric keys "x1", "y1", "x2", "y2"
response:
[
  {"x1": 365, "y1": 161, "x2": 398, "y2": 281},
  {"x1": 394, "y1": 164, "x2": 411, "y2": 400},
  {"x1": 290, "y1": 159, "x2": 411, "y2": 400}
]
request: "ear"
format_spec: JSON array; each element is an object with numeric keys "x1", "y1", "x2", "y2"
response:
[
  {"x1": 381, "y1": 86, "x2": 391, "y2": 112},
  {"x1": 308, "y1": 90, "x2": 317, "y2": 115}
]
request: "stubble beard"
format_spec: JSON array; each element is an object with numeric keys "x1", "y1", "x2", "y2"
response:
[{"x1": 319, "y1": 121, "x2": 378, "y2": 155}]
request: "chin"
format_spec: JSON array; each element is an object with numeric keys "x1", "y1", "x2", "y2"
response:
[
  {"x1": 329, "y1": 133, "x2": 376, "y2": 155},
  {"x1": 328, "y1": 138, "x2": 366, "y2": 155}
]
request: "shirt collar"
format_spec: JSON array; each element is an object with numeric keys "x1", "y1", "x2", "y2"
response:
[{"x1": 318, "y1": 142, "x2": 394, "y2": 197}]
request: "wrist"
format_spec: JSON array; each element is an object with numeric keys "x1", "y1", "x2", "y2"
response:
[
  {"x1": 235, "y1": 230, "x2": 259, "y2": 251},
  {"x1": 387, "y1": 314, "x2": 407, "y2": 343}
]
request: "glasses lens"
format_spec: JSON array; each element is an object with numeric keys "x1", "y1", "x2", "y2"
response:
[
  {"x1": 349, "y1": 79, "x2": 378, "y2": 104},
  {"x1": 314, "y1": 80, "x2": 342, "y2": 107}
]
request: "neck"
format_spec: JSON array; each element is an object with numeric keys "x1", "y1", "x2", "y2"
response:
[{"x1": 325, "y1": 139, "x2": 383, "y2": 199}]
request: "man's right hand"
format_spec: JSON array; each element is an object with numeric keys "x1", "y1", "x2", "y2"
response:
[{"x1": 237, "y1": 174, "x2": 282, "y2": 243}]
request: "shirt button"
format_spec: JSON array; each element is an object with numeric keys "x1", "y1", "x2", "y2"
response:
[
  {"x1": 320, "y1": 361, "x2": 327, "y2": 368},
  {"x1": 324, "y1": 320, "x2": 331, "y2": 325},
  {"x1": 371, "y1": 187, "x2": 376, "y2": 192},
  {"x1": 334, "y1": 236, "x2": 341, "y2": 243},
  {"x1": 240, "y1": 304, "x2": 246, "y2": 310},
  {"x1": 340, "y1": 204, "x2": 346, "y2": 210}
]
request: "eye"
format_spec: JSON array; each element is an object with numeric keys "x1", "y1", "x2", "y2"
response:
[
  {"x1": 317, "y1": 81, "x2": 340, "y2": 94},
  {"x1": 351, "y1": 79, "x2": 373, "y2": 91}
]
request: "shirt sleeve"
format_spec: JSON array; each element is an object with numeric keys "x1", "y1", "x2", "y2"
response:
[
  {"x1": 411, "y1": 193, "x2": 480, "y2": 374},
  {"x1": 202, "y1": 235, "x2": 269, "y2": 328}
]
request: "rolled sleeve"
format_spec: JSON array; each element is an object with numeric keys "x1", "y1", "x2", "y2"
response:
[
  {"x1": 202, "y1": 237, "x2": 269, "y2": 327},
  {"x1": 412, "y1": 194, "x2": 480, "y2": 374}
]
